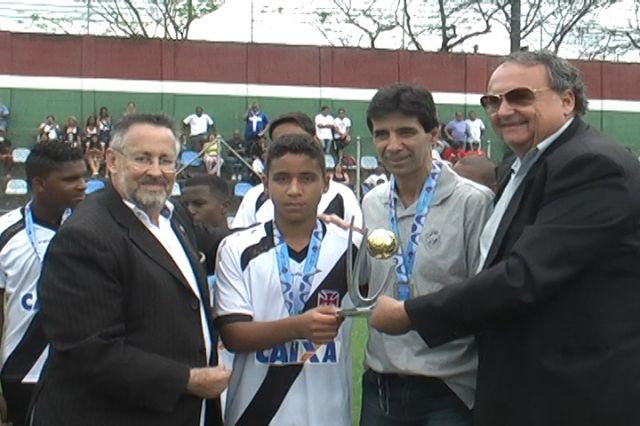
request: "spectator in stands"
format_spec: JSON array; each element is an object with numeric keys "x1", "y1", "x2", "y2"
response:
[
  {"x1": 465, "y1": 140, "x2": 487, "y2": 157},
  {"x1": 181, "y1": 175, "x2": 231, "y2": 230},
  {"x1": 445, "y1": 111, "x2": 469, "y2": 150},
  {"x1": 331, "y1": 162, "x2": 350, "y2": 186},
  {"x1": 250, "y1": 134, "x2": 267, "y2": 160},
  {"x1": 315, "y1": 106, "x2": 335, "y2": 156},
  {"x1": 441, "y1": 142, "x2": 466, "y2": 164},
  {"x1": 226, "y1": 129, "x2": 247, "y2": 181},
  {"x1": 465, "y1": 110, "x2": 485, "y2": 149},
  {"x1": 333, "y1": 107, "x2": 352, "y2": 163},
  {"x1": 362, "y1": 164, "x2": 388, "y2": 191},
  {"x1": 183, "y1": 106, "x2": 215, "y2": 152},
  {"x1": 63, "y1": 116, "x2": 82, "y2": 146},
  {"x1": 0, "y1": 100, "x2": 9, "y2": 132},
  {"x1": 98, "y1": 106, "x2": 112, "y2": 145},
  {"x1": 0, "y1": 141, "x2": 86, "y2": 426},
  {"x1": 243, "y1": 102, "x2": 269, "y2": 153},
  {"x1": 432, "y1": 134, "x2": 449, "y2": 156},
  {"x1": 123, "y1": 101, "x2": 136, "y2": 116},
  {"x1": 85, "y1": 133, "x2": 105, "y2": 178},
  {"x1": 250, "y1": 151, "x2": 264, "y2": 185},
  {"x1": 37, "y1": 115, "x2": 60, "y2": 143},
  {"x1": 202, "y1": 134, "x2": 223, "y2": 176},
  {"x1": 83, "y1": 115, "x2": 99, "y2": 142},
  {"x1": 0, "y1": 129, "x2": 12, "y2": 177},
  {"x1": 453, "y1": 155, "x2": 497, "y2": 193}
]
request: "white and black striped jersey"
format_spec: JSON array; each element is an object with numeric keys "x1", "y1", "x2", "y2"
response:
[
  {"x1": 0, "y1": 207, "x2": 54, "y2": 384},
  {"x1": 231, "y1": 181, "x2": 363, "y2": 229},
  {"x1": 214, "y1": 220, "x2": 358, "y2": 426}
]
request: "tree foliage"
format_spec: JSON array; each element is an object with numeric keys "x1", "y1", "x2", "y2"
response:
[
  {"x1": 30, "y1": 0, "x2": 221, "y2": 40},
  {"x1": 494, "y1": 0, "x2": 619, "y2": 53},
  {"x1": 313, "y1": 0, "x2": 403, "y2": 48},
  {"x1": 311, "y1": 0, "x2": 635, "y2": 59},
  {"x1": 572, "y1": 0, "x2": 640, "y2": 60},
  {"x1": 312, "y1": 0, "x2": 504, "y2": 51}
]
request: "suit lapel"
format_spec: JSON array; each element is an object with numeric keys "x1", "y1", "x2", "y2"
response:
[
  {"x1": 171, "y1": 217, "x2": 210, "y2": 305},
  {"x1": 484, "y1": 118, "x2": 584, "y2": 267},
  {"x1": 171, "y1": 213, "x2": 217, "y2": 363},
  {"x1": 484, "y1": 174, "x2": 529, "y2": 267},
  {"x1": 104, "y1": 185, "x2": 195, "y2": 294}
]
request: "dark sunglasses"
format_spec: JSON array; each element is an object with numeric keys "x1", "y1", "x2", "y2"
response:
[{"x1": 480, "y1": 87, "x2": 551, "y2": 113}]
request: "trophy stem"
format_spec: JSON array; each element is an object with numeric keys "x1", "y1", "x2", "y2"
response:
[{"x1": 346, "y1": 218, "x2": 391, "y2": 308}]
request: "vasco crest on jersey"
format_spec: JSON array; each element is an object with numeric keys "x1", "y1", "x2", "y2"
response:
[{"x1": 317, "y1": 289, "x2": 340, "y2": 307}]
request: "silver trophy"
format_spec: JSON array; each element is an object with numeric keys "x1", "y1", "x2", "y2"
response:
[{"x1": 339, "y1": 218, "x2": 398, "y2": 317}]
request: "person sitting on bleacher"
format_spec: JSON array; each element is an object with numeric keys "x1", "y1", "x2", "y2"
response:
[{"x1": 362, "y1": 164, "x2": 388, "y2": 192}]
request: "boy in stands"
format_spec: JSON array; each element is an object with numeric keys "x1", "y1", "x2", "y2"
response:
[{"x1": 214, "y1": 133, "x2": 356, "y2": 426}]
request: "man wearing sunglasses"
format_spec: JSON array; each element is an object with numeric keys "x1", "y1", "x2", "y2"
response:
[
  {"x1": 368, "y1": 50, "x2": 640, "y2": 426},
  {"x1": 31, "y1": 114, "x2": 230, "y2": 426}
]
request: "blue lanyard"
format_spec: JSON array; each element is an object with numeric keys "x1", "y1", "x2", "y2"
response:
[
  {"x1": 24, "y1": 201, "x2": 71, "y2": 263},
  {"x1": 388, "y1": 163, "x2": 441, "y2": 301},
  {"x1": 273, "y1": 220, "x2": 324, "y2": 315}
]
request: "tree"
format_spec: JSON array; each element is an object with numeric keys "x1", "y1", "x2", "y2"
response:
[
  {"x1": 311, "y1": 0, "x2": 505, "y2": 52},
  {"x1": 312, "y1": 0, "x2": 403, "y2": 48},
  {"x1": 573, "y1": 0, "x2": 640, "y2": 61},
  {"x1": 414, "y1": 0, "x2": 505, "y2": 52},
  {"x1": 310, "y1": 0, "x2": 627, "y2": 58},
  {"x1": 494, "y1": 0, "x2": 616, "y2": 53},
  {"x1": 30, "y1": 0, "x2": 221, "y2": 40}
]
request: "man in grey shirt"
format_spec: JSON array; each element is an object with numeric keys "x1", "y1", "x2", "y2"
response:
[{"x1": 360, "y1": 83, "x2": 493, "y2": 425}]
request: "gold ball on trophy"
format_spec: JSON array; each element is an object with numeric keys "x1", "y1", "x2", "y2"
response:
[{"x1": 366, "y1": 229, "x2": 398, "y2": 260}]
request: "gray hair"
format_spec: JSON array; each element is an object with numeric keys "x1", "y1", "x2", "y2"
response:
[
  {"x1": 110, "y1": 113, "x2": 181, "y2": 154},
  {"x1": 501, "y1": 50, "x2": 588, "y2": 115}
]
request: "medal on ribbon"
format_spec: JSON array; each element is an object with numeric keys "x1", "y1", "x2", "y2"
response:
[
  {"x1": 273, "y1": 220, "x2": 324, "y2": 315},
  {"x1": 388, "y1": 162, "x2": 441, "y2": 301}
]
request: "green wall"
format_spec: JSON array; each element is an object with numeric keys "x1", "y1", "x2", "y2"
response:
[{"x1": 3, "y1": 87, "x2": 639, "y2": 161}]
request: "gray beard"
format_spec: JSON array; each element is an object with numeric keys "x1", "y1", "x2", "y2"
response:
[{"x1": 116, "y1": 173, "x2": 169, "y2": 214}]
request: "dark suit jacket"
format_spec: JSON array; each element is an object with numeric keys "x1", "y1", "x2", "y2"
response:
[
  {"x1": 32, "y1": 185, "x2": 226, "y2": 426},
  {"x1": 406, "y1": 118, "x2": 640, "y2": 426}
]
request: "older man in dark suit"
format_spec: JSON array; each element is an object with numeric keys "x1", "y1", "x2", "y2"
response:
[
  {"x1": 369, "y1": 50, "x2": 640, "y2": 426},
  {"x1": 32, "y1": 114, "x2": 229, "y2": 426}
]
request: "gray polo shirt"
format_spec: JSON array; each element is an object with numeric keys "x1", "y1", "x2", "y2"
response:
[{"x1": 362, "y1": 161, "x2": 493, "y2": 408}]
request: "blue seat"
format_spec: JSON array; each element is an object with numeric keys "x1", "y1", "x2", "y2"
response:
[
  {"x1": 85, "y1": 179, "x2": 105, "y2": 194},
  {"x1": 234, "y1": 182, "x2": 253, "y2": 198},
  {"x1": 360, "y1": 155, "x2": 378, "y2": 170},
  {"x1": 12, "y1": 148, "x2": 30, "y2": 163},
  {"x1": 324, "y1": 154, "x2": 336, "y2": 170},
  {"x1": 5, "y1": 179, "x2": 28, "y2": 195},
  {"x1": 179, "y1": 150, "x2": 202, "y2": 167}
]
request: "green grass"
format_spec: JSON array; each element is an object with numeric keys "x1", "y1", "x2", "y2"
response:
[{"x1": 350, "y1": 318, "x2": 368, "y2": 426}]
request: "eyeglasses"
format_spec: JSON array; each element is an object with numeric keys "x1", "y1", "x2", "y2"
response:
[
  {"x1": 480, "y1": 87, "x2": 552, "y2": 113},
  {"x1": 112, "y1": 149, "x2": 177, "y2": 173}
]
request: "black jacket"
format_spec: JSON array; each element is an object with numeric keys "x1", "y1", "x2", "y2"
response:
[{"x1": 32, "y1": 184, "x2": 226, "y2": 426}]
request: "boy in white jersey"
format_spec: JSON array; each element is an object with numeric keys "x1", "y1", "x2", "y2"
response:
[
  {"x1": 215, "y1": 133, "x2": 355, "y2": 426},
  {"x1": 0, "y1": 141, "x2": 86, "y2": 425}
]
